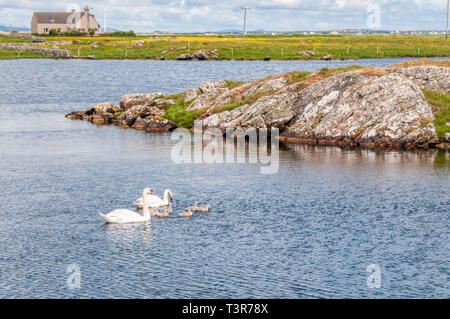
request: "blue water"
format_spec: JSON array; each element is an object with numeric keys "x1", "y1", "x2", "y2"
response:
[{"x1": 0, "y1": 59, "x2": 448, "y2": 298}]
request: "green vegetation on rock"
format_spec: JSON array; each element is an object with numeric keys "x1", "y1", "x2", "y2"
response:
[
  {"x1": 216, "y1": 90, "x2": 274, "y2": 113},
  {"x1": 160, "y1": 93, "x2": 204, "y2": 128},
  {"x1": 423, "y1": 90, "x2": 450, "y2": 141}
]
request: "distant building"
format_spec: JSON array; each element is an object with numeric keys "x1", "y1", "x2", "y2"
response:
[{"x1": 31, "y1": 6, "x2": 100, "y2": 34}]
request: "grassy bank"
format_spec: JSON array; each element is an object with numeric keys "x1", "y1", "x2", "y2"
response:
[
  {"x1": 1, "y1": 34, "x2": 449, "y2": 60},
  {"x1": 423, "y1": 90, "x2": 450, "y2": 141}
]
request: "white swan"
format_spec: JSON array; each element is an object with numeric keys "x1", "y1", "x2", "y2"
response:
[
  {"x1": 99, "y1": 188, "x2": 152, "y2": 224},
  {"x1": 134, "y1": 189, "x2": 173, "y2": 208}
]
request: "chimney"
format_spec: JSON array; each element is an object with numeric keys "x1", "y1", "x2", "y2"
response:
[
  {"x1": 84, "y1": 6, "x2": 90, "y2": 13},
  {"x1": 71, "y1": 8, "x2": 76, "y2": 13}
]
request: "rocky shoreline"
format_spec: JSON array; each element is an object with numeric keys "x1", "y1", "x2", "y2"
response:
[{"x1": 66, "y1": 59, "x2": 450, "y2": 150}]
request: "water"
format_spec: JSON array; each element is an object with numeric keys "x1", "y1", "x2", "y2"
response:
[{"x1": 0, "y1": 59, "x2": 448, "y2": 298}]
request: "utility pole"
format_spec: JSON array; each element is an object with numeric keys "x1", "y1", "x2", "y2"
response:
[
  {"x1": 446, "y1": 0, "x2": 449, "y2": 40},
  {"x1": 104, "y1": 8, "x2": 107, "y2": 33},
  {"x1": 242, "y1": 7, "x2": 250, "y2": 38}
]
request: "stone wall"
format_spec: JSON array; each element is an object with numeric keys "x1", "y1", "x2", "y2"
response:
[{"x1": 0, "y1": 43, "x2": 72, "y2": 58}]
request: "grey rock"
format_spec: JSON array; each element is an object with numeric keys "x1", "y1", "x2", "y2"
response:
[
  {"x1": 192, "y1": 49, "x2": 209, "y2": 60},
  {"x1": 177, "y1": 54, "x2": 193, "y2": 60},
  {"x1": 299, "y1": 51, "x2": 316, "y2": 56},
  {"x1": 119, "y1": 93, "x2": 165, "y2": 110},
  {"x1": 187, "y1": 81, "x2": 229, "y2": 111},
  {"x1": 388, "y1": 66, "x2": 450, "y2": 93},
  {"x1": 257, "y1": 77, "x2": 287, "y2": 92},
  {"x1": 184, "y1": 88, "x2": 198, "y2": 102},
  {"x1": 284, "y1": 73, "x2": 438, "y2": 144}
]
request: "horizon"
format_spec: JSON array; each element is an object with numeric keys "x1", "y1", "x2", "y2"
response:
[{"x1": 0, "y1": 0, "x2": 449, "y2": 33}]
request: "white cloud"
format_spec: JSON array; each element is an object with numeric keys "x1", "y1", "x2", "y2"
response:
[{"x1": 0, "y1": 0, "x2": 447, "y2": 31}]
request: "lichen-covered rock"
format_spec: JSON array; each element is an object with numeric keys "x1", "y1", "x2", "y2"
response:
[
  {"x1": 131, "y1": 116, "x2": 176, "y2": 131},
  {"x1": 151, "y1": 99, "x2": 175, "y2": 108},
  {"x1": 93, "y1": 102, "x2": 120, "y2": 113},
  {"x1": 119, "y1": 93, "x2": 165, "y2": 110},
  {"x1": 184, "y1": 88, "x2": 198, "y2": 102},
  {"x1": 187, "y1": 94, "x2": 213, "y2": 111},
  {"x1": 387, "y1": 66, "x2": 450, "y2": 93},
  {"x1": 201, "y1": 91, "x2": 298, "y2": 131},
  {"x1": 187, "y1": 81, "x2": 229, "y2": 111},
  {"x1": 199, "y1": 80, "x2": 228, "y2": 95},
  {"x1": 257, "y1": 77, "x2": 286, "y2": 92},
  {"x1": 282, "y1": 73, "x2": 438, "y2": 145}
]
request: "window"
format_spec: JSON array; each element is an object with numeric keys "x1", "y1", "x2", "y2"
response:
[
  {"x1": 49, "y1": 17, "x2": 55, "y2": 22},
  {"x1": 44, "y1": 28, "x2": 49, "y2": 32}
]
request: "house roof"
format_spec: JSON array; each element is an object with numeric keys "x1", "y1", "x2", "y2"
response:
[{"x1": 32, "y1": 12, "x2": 97, "y2": 24}]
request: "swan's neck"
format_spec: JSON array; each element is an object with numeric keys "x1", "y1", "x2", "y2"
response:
[
  {"x1": 163, "y1": 190, "x2": 169, "y2": 203},
  {"x1": 142, "y1": 192, "x2": 150, "y2": 220}
]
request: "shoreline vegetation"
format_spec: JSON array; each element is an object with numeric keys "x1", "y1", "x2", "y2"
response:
[
  {"x1": 66, "y1": 59, "x2": 450, "y2": 150},
  {"x1": 1, "y1": 34, "x2": 449, "y2": 60}
]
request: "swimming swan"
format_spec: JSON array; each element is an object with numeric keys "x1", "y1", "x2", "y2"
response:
[
  {"x1": 192, "y1": 202, "x2": 210, "y2": 212},
  {"x1": 154, "y1": 204, "x2": 173, "y2": 218},
  {"x1": 99, "y1": 188, "x2": 152, "y2": 224},
  {"x1": 178, "y1": 208, "x2": 193, "y2": 218},
  {"x1": 134, "y1": 189, "x2": 173, "y2": 208}
]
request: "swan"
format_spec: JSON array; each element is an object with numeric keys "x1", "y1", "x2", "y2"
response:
[
  {"x1": 154, "y1": 204, "x2": 172, "y2": 218},
  {"x1": 99, "y1": 188, "x2": 152, "y2": 224},
  {"x1": 134, "y1": 189, "x2": 173, "y2": 208},
  {"x1": 178, "y1": 208, "x2": 193, "y2": 218},
  {"x1": 185, "y1": 202, "x2": 210, "y2": 212},
  {"x1": 192, "y1": 202, "x2": 210, "y2": 213}
]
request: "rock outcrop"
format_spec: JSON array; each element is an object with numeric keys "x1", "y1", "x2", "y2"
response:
[
  {"x1": 66, "y1": 94, "x2": 176, "y2": 132},
  {"x1": 67, "y1": 61, "x2": 449, "y2": 149},
  {"x1": 187, "y1": 81, "x2": 228, "y2": 111},
  {"x1": 282, "y1": 73, "x2": 438, "y2": 147},
  {"x1": 177, "y1": 49, "x2": 219, "y2": 61},
  {"x1": 198, "y1": 64, "x2": 448, "y2": 148},
  {"x1": 119, "y1": 93, "x2": 165, "y2": 110}
]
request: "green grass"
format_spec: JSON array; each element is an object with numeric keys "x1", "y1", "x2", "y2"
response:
[
  {"x1": 159, "y1": 93, "x2": 204, "y2": 128},
  {"x1": 423, "y1": 90, "x2": 450, "y2": 141},
  {"x1": 224, "y1": 80, "x2": 246, "y2": 89},
  {"x1": 2, "y1": 34, "x2": 447, "y2": 60},
  {"x1": 316, "y1": 65, "x2": 362, "y2": 77},
  {"x1": 0, "y1": 36, "x2": 34, "y2": 43},
  {"x1": 285, "y1": 71, "x2": 311, "y2": 85},
  {"x1": 163, "y1": 105, "x2": 204, "y2": 128},
  {"x1": 215, "y1": 90, "x2": 274, "y2": 113}
]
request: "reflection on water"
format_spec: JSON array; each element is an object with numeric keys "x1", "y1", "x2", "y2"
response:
[
  {"x1": 285, "y1": 143, "x2": 450, "y2": 167},
  {"x1": 0, "y1": 59, "x2": 448, "y2": 299}
]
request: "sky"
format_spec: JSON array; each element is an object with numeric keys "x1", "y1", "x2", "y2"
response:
[{"x1": 0, "y1": 0, "x2": 448, "y2": 32}]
